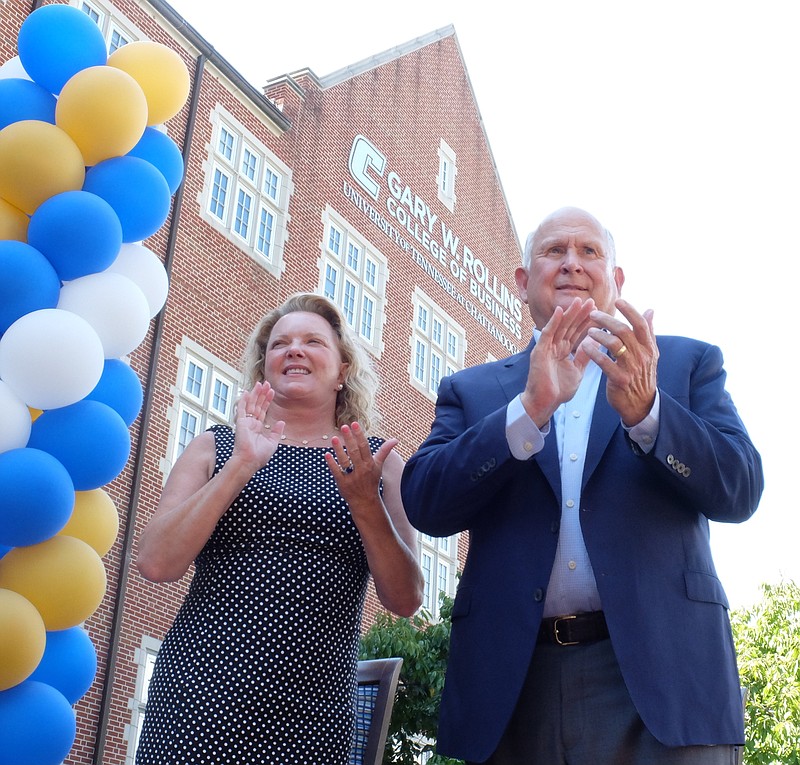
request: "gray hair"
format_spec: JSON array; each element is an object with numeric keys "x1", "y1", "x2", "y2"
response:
[{"x1": 522, "y1": 212, "x2": 616, "y2": 270}]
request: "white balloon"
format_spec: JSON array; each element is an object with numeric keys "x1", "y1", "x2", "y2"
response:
[
  {"x1": 58, "y1": 272, "x2": 151, "y2": 359},
  {"x1": 0, "y1": 56, "x2": 31, "y2": 81},
  {"x1": 0, "y1": 379, "x2": 31, "y2": 453},
  {"x1": 0, "y1": 309, "x2": 104, "y2": 410},
  {"x1": 104, "y1": 242, "x2": 169, "y2": 318}
]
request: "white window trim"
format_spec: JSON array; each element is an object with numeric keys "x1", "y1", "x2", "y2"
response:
[
  {"x1": 124, "y1": 634, "x2": 162, "y2": 765},
  {"x1": 75, "y1": 0, "x2": 142, "y2": 53},
  {"x1": 318, "y1": 206, "x2": 388, "y2": 356},
  {"x1": 161, "y1": 338, "x2": 242, "y2": 480},
  {"x1": 200, "y1": 105, "x2": 293, "y2": 279},
  {"x1": 409, "y1": 288, "x2": 466, "y2": 401},
  {"x1": 418, "y1": 533, "x2": 459, "y2": 621},
  {"x1": 437, "y1": 138, "x2": 457, "y2": 212}
]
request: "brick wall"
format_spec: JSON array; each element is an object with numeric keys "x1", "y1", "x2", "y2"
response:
[{"x1": 0, "y1": 2, "x2": 530, "y2": 761}]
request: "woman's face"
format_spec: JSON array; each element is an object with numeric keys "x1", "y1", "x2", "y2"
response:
[{"x1": 263, "y1": 311, "x2": 347, "y2": 404}]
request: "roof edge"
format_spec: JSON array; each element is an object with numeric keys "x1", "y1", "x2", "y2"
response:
[
  {"x1": 318, "y1": 24, "x2": 455, "y2": 89},
  {"x1": 143, "y1": 0, "x2": 291, "y2": 132}
]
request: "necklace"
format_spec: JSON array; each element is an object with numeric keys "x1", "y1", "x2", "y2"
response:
[{"x1": 264, "y1": 423, "x2": 336, "y2": 446}]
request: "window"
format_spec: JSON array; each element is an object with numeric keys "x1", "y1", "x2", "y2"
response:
[
  {"x1": 241, "y1": 146, "x2": 258, "y2": 181},
  {"x1": 108, "y1": 24, "x2": 132, "y2": 53},
  {"x1": 410, "y1": 290, "x2": 466, "y2": 399},
  {"x1": 319, "y1": 208, "x2": 388, "y2": 353},
  {"x1": 77, "y1": 0, "x2": 139, "y2": 54},
  {"x1": 124, "y1": 635, "x2": 161, "y2": 764},
  {"x1": 256, "y1": 206, "x2": 275, "y2": 259},
  {"x1": 233, "y1": 188, "x2": 253, "y2": 241},
  {"x1": 218, "y1": 126, "x2": 236, "y2": 162},
  {"x1": 163, "y1": 339, "x2": 240, "y2": 474},
  {"x1": 209, "y1": 167, "x2": 230, "y2": 221},
  {"x1": 419, "y1": 533, "x2": 458, "y2": 621},
  {"x1": 202, "y1": 107, "x2": 292, "y2": 274},
  {"x1": 80, "y1": 2, "x2": 100, "y2": 23},
  {"x1": 437, "y1": 139, "x2": 457, "y2": 212},
  {"x1": 263, "y1": 164, "x2": 281, "y2": 201}
]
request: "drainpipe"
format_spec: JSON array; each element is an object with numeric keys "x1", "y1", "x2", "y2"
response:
[{"x1": 91, "y1": 51, "x2": 206, "y2": 765}]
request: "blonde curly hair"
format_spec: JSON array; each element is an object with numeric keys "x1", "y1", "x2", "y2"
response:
[{"x1": 241, "y1": 293, "x2": 382, "y2": 433}]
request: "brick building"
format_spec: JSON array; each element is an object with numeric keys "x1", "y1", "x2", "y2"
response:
[{"x1": 1, "y1": 0, "x2": 530, "y2": 761}]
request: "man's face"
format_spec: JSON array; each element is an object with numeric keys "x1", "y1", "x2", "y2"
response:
[{"x1": 515, "y1": 209, "x2": 625, "y2": 328}]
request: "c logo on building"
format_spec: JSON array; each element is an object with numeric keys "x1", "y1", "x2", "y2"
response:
[{"x1": 348, "y1": 135, "x2": 386, "y2": 201}]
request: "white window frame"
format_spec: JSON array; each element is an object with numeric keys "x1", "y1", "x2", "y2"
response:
[
  {"x1": 319, "y1": 207, "x2": 388, "y2": 354},
  {"x1": 410, "y1": 289, "x2": 466, "y2": 400},
  {"x1": 208, "y1": 165, "x2": 231, "y2": 222},
  {"x1": 108, "y1": 22, "x2": 133, "y2": 53},
  {"x1": 202, "y1": 106, "x2": 292, "y2": 277},
  {"x1": 437, "y1": 139, "x2": 457, "y2": 212},
  {"x1": 419, "y1": 532, "x2": 458, "y2": 621},
  {"x1": 75, "y1": 0, "x2": 141, "y2": 54},
  {"x1": 162, "y1": 339, "x2": 241, "y2": 478},
  {"x1": 124, "y1": 635, "x2": 162, "y2": 765}
]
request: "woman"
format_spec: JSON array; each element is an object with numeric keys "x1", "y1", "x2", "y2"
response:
[{"x1": 135, "y1": 293, "x2": 423, "y2": 765}]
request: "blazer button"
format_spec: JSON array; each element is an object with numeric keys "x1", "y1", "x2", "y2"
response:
[
  {"x1": 533, "y1": 588, "x2": 544, "y2": 602},
  {"x1": 550, "y1": 520, "x2": 560, "y2": 534}
]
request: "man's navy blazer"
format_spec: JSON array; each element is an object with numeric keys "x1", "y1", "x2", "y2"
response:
[{"x1": 401, "y1": 335, "x2": 763, "y2": 763}]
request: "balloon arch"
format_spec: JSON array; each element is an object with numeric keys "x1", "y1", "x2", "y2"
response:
[{"x1": 0, "y1": 5, "x2": 190, "y2": 763}]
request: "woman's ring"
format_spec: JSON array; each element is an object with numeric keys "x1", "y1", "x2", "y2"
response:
[
  {"x1": 342, "y1": 463, "x2": 355, "y2": 474},
  {"x1": 245, "y1": 413, "x2": 255, "y2": 418},
  {"x1": 615, "y1": 345, "x2": 628, "y2": 358}
]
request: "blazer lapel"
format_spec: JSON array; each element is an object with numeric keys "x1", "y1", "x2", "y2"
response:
[{"x1": 582, "y1": 375, "x2": 620, "y2": 489}]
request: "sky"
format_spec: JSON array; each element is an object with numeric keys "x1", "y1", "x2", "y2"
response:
[{"x1": 165, "y1": 0, "x2": 798, "y2": 610}]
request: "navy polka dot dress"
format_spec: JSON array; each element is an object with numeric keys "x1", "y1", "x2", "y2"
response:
[{"x1": 136, "y1": 425, "x2": 377, "y2": 764}]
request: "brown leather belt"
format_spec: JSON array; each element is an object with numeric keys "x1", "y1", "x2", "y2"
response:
[{"x1": 538, "y1": 611, "x2": 609, "y2": 646}]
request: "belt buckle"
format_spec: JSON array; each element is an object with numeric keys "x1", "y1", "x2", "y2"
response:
[{"x1": 553, "y1": 614, "x2": 578, "y2": 646}]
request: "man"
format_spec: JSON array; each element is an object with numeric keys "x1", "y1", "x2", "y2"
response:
[{"x1": 400, "y1": 207, "x2": 763, "y2": 764}]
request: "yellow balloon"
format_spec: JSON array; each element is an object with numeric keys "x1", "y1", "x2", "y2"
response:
[
  {"x1": 107, "y1": 41, "x2": 190, "y2": 125},
  {"x1": 0, "y1": 588, "x2": 46, "y2": 691},
  {"x1": 0, "y1": 197, "x2": 29, "y2": 242},
  {"x1": 0, "y1": 536, "x2": 107, "y2": 631},
  {"x1": 0, "y1": 121, "x2": 85, "y2": 215},
  {"x1": 56, "y1": 65, "x2": 149, "y2": 166},
  {"x1": 59, "y1": 489, "x2": 119, "y2": 557},
  {"x1": 28, "y1": 407, "x2": 43, "y2": 422}
]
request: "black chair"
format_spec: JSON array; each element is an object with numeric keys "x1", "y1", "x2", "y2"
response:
[{"x1": 350, "y1": 657, "x2": 403, "y2": 765}]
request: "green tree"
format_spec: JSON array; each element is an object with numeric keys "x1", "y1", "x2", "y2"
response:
[
  {"x1": 731, "y1": 580, "x2": 800, "y2": 765},
  {"x1": 359, "y1": 596, "x2": 462, "y2": 765}
]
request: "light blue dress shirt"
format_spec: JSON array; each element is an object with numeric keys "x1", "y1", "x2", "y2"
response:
[{"x1": 505, "y1": 339, "x2": 660, "y2": 616}]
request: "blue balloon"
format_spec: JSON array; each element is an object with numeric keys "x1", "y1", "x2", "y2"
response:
[
  {"x1": 0, "y1": 448, "x2": 75, "y2": 547},
  {"x1": 27, "y1": 191, "x2": 123, "y2": 281},
  {"x1": 0, "y1": 78, "x2": 57, "y2": 129},
  {"x1": 83, "y1": 156, "x2": 172, "y2": 243},
  {"x1": 29, "y1": 628, "x2": 98, "y2": 705},
  {"x1": 17, "y1": 4, "x2": 107, "y2": 95},
  {"x1": 27, "y1": 400, "x2": 131, "y2": 491},
  {"x1": 84, "y1": 359, "x2": 144, "y2": 426},
  {"x1": 0, "y1": 543, "x2": 10, "y2": 560},
  {"x1": 0, "y1": 681, "x2": 76, "y2": 765},
  {"x1": 127, "y1": 127, "x2": 185, "y2": 195},
  {"x1": 0, "y1": 241, "x2": 61, "y2": 337}
]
